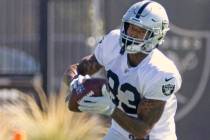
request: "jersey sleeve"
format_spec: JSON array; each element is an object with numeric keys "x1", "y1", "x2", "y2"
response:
[
  {"x1": 94, "y1": 29, "x2": 120, "y2": 66},
  {"x1": 143, "y1": 73, "x2": 182, "y2": 101},
  {"x1": 94, "y1": 36, "x2": 105, "y2": 65}
]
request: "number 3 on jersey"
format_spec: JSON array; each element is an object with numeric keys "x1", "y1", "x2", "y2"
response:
[{"x1": 107, "y1": 70, "x2": 141, "y2": 114}]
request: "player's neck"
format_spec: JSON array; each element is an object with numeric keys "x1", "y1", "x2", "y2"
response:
[{"x1": 127, "y1": 52, "x2": 147, "y2": 67}]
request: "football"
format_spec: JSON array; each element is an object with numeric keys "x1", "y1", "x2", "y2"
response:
[{"x1": 68, "y1": 78, "x2": 108, "y2": 112}]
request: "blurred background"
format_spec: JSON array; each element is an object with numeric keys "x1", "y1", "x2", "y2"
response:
[{"x1": 0, "y1": 0, "x2": 209, "y2": 139}]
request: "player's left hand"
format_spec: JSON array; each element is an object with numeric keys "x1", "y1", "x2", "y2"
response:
[{"x1": 78, "y1": 85, "x2": 116, "y2": 116}]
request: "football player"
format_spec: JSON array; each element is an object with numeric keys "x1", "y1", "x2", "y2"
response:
[{"x1": 64, "y1": 1, "x2": 182, "y2": 140}]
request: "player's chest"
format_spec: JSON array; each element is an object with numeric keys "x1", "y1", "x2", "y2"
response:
[
  {"x1": 106, "y1": 55, "x2": 142, "y2": 88},
  {"x1": 105, "y1": 56, "x2": 144, "y2": 115}
]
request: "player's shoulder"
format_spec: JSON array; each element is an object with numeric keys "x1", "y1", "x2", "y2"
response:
[
  {"x1": 97, "y1": 29, "x2": 120, "y2": 48},
  {"x1": 149, "y1": 49, "x2": 180, "y2": 75},
  {"x1": 141, "y1": 64, "x2": 181, "y2": 89},
  {"x1": 143, "y1": 49, "x2": 182, "y2": 82},
  {"x1": 140, "y1": 49, "x2": 182, "y2": 99},
  {"x1": 103, "y1": 29, "x2": 120, "y2": 39},
  {"x1": 94, "y1": 29, "x2": 121, "y2": 66},
  {"x1": 108, "y1": 29, "x2": 120, "y2": 37},
  {"x1": 103, "y1": 29, "x2": 120, "y2": 43}
]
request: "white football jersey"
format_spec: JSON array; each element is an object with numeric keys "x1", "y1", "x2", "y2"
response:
[{"x1": 94, "y1": 29, "x2": 182, "y2": 140}]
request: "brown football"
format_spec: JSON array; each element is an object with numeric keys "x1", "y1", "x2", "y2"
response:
[{"x1": 68, "y1": 78, "x2": 108, "y2": 112}]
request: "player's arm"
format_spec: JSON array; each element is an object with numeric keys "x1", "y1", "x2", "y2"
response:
[
  {"x1": 63, "y1": 54, "x2": 103, "y2": 86},
  {"x1": 111, "y1": 98, "x2": 165, "y2": 139}
]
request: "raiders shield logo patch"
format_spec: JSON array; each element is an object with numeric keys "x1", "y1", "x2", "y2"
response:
[{"x1": 162, "y1": 84, "x2": 175, "y2": 96}]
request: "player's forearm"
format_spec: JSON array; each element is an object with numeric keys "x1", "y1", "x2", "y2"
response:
[
  {"x1": 63, "y1": 54, "x2": 103, "y2": 86},
  {"x1": 63, "y1": 63, "x2": 79, "y2": 86},
  {"x1": 77, "y1": 54, "x2": 103, "y2": 76},
  {"x1": 111, "y1": 108, "x2": 150, "y2": 139}
]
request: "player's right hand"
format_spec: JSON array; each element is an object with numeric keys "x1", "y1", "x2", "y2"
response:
[
  {"x1": 69, "y1": 75, "x2": 90, "y2": 92},
  {"x1": 65, "y1": 75, "x2": 90, "y2": 103}
]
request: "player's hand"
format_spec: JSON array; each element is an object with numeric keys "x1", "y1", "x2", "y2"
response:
[
  {"x1": 78, "y1": 85, "x2": 116, "y2": 116},
  {"x1": 69, "y1": 74, "x2": 90, "y2": 92},
  {"x1": 65, "y1": 75, "x2": 90, "y2": 102}
]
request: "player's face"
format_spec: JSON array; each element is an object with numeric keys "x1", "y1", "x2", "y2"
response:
[{"x1": 127, "y1": 24, "x2": 147, "y2": 40}]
